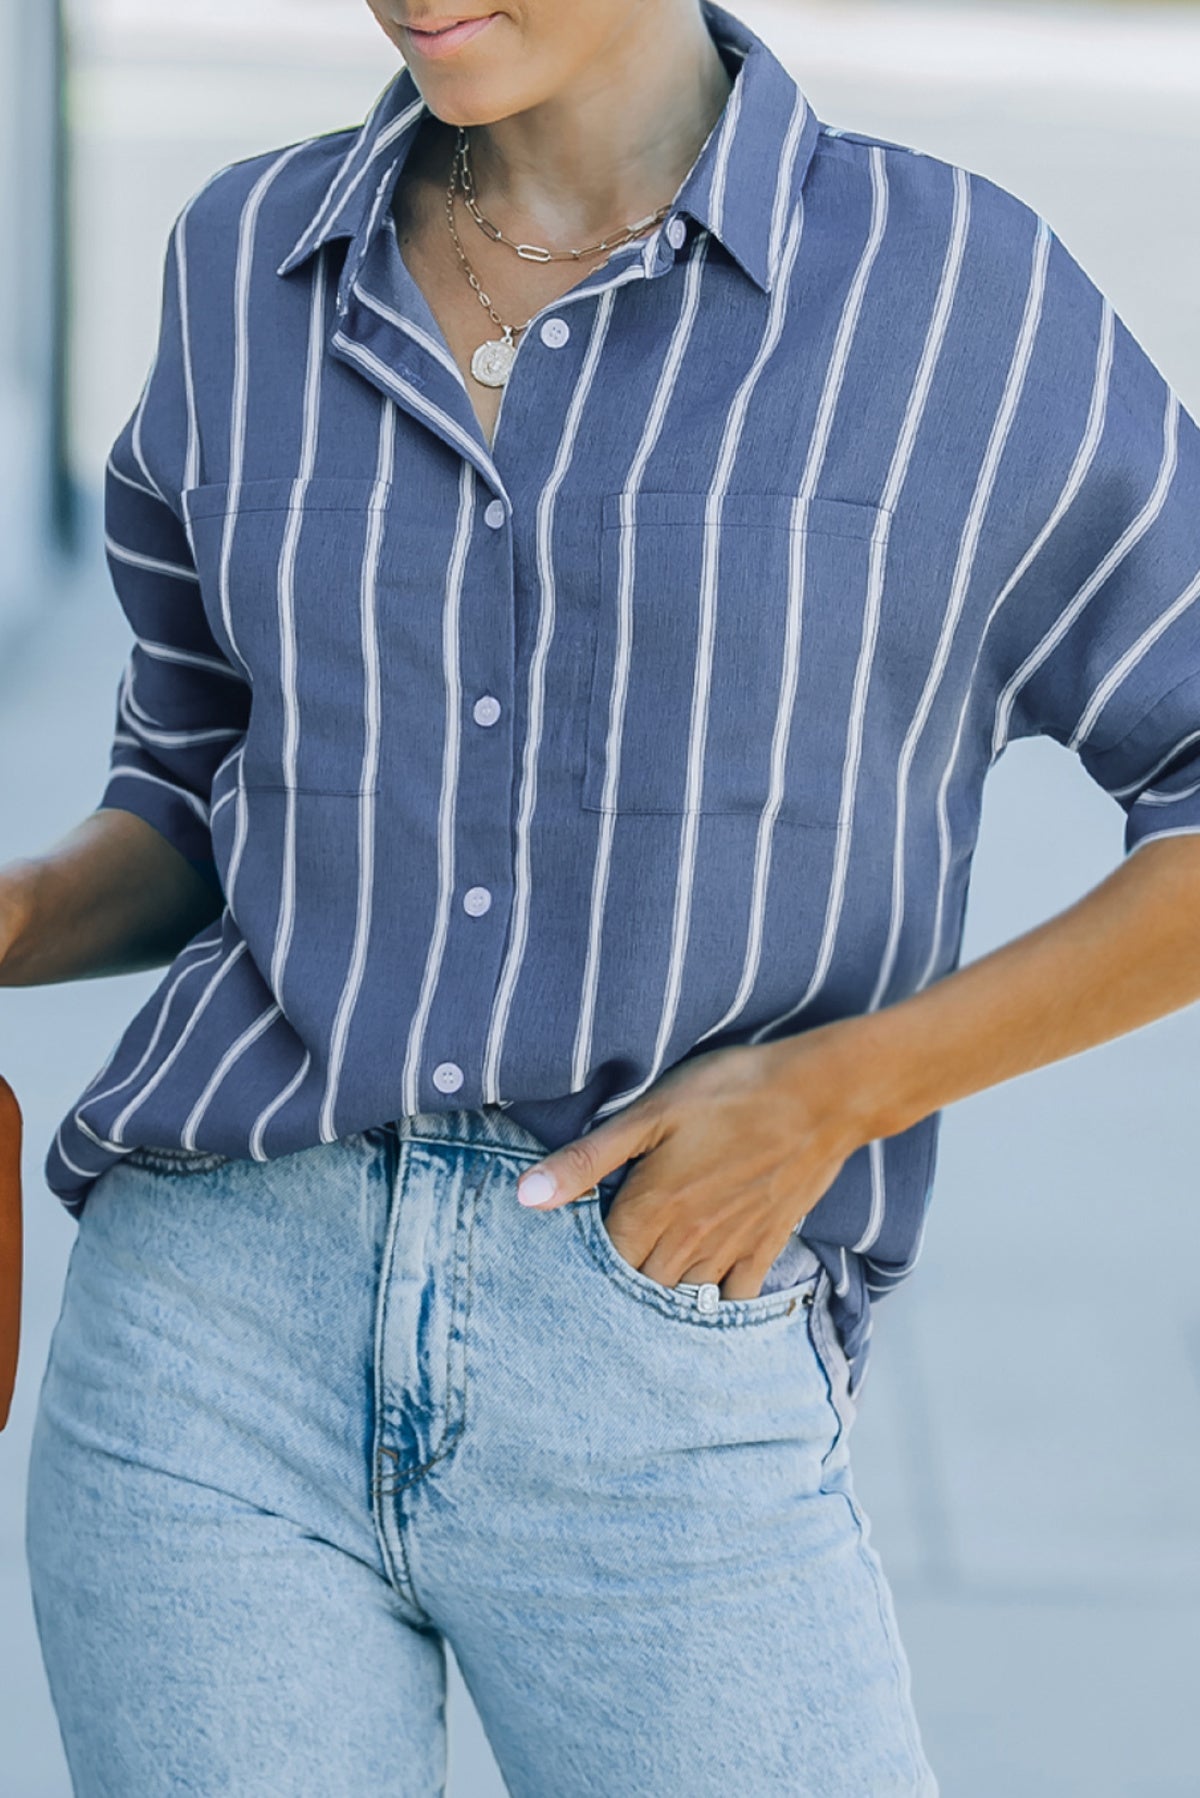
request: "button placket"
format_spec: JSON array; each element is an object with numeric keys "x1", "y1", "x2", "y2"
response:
[{"x1": 461, "y1": 496, "x2": 506, "y2": 1101}]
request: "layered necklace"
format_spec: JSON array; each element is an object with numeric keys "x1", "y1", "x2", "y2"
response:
[{"x1": 445, "y1": 125, "x2": 673, "y2": 388}]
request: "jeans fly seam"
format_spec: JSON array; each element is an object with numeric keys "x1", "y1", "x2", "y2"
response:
[
  {"x1": 373, "y1": 1172, "x2": 484, "y2": 1497},
  {"x1": 455, "y1": 1169, "x2": 485, "y2": 1452},
  {"x1": 373, "y1": 1427, "x2": 467, "y2": 1498},
  {"x1": 435, "y1": 1168, "x2": 480, "y2": 1459},
  {"x1": 370, "y1": 1138, "x2": 426, "y2": 1612}
]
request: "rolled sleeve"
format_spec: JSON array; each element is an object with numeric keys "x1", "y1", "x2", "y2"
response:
[
  {"x1": 97, "y1": 201, "x2": 250, "y2": 890},
  {"x1": 1085, "y1": 668, "x2": 1200, "y2": 858},
  {"x1": 1000, "y1": 239, "x2": 1200, "y2": 861}
]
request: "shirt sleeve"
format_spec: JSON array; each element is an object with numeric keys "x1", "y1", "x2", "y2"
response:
[
  {"x1": 997, "y1": 232, "x2": 1200, "y2": 861},
  {"x1": 97, "y1": 200, "x2": 250, "y2": 893}
]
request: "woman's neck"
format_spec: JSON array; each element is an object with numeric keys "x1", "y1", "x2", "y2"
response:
[{"x1": 453, "y1": 12, "x2": 734, "y2": 247}]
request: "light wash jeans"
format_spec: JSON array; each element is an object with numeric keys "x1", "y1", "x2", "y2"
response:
[{"x1": 25, "y1": 1104, "x2": 937, "y2": 1796}]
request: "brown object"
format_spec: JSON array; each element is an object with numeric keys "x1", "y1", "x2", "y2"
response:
[{"x1": 0, "y1": 1076, "x2": 22, "y2": 1431}]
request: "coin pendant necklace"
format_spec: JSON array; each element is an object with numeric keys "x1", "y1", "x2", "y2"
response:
[{"x1": 445, "y1": 125, "x2": 673, "y2": 389}]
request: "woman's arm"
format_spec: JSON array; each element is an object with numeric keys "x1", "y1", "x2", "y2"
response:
[
  {"x1": 0, "y1": 809, "x2": 224, "y2": 987},
  {"x1": 513, "y1": 833, "x2": 1200, "y2": 1296},
  {"x1": 833, "y1": 831, "x2": 1200, "y2": 1142}
]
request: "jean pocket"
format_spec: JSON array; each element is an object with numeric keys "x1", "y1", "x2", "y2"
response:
[{"x1": 574, "y1": 1192, "x2": 821, "y2": 1328}]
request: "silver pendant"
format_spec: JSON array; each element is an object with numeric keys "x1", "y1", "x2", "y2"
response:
[{"x1": 471, "y1": 331, "x2": 517, "y2": 388}]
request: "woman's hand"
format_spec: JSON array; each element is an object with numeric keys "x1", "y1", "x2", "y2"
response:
[
  {"x1": 517, "y1": 835, "x2": 1200, "y2": 1297},
  {"x1": 515, "y1": 1028, "x2": 870, "y2": 1298}
]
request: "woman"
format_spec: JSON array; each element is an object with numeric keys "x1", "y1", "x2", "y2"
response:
[{"x1": 11, "y1": 0, "x2": 1200, "y2": 1790}]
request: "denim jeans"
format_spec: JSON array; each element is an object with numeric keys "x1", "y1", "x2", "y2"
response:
[{"x1": 25, "y1": 1104, "x2": 937, "y2": 1796}]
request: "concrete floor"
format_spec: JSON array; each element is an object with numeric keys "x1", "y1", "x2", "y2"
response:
[{"x1": 3, "y1": 4, "x2": 1200, "y2": 1792}]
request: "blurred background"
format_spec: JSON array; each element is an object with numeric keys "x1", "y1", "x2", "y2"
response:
[{"x1": 2, "y1": 1, "x2": 1199, "y2": 1791}]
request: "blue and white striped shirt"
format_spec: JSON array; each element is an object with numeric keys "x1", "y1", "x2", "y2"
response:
[{"x1": 47, "y1": 0, "x2": 1200, "y2": 1391}]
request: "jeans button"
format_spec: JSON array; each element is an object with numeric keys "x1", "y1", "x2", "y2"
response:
[{"x1": 696, "y1": 1283, "x2": 720, "y2": 1313}]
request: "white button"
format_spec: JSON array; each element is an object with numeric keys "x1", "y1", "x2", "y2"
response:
[
  {"x1": 666, "y1": 215, "x2": 687, "y2": 250},
  {"x1": 463, "y1": 885, "x2": 492, "y2": 917},
  {"x1": 539, "y1": 317, "x2": 570, "y2": 349},
  {"x1": 473, "y1": 694, "x2": 501, "y2": 727},
  {"x1": 484, "y1": 498, "x2": 506, "y2": 529},
  {"x1": 432, "y1": 1061, "x2": 464, "y2": 1094},
  {"x1": 696, "y1": 1283, "x2": 721, "y2": 1313}
]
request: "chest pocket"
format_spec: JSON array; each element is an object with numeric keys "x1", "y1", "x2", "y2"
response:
[
  {"x1": 581, "y1": 490, "x2": 892, "y2": 826},
  {"x1": 183, "y1": 477, "x2": 391, "y2": 796}
]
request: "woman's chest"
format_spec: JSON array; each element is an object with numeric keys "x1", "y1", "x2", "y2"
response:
[{"x1": 180, "y1": 433, "x2": 1016, "y2": 835}]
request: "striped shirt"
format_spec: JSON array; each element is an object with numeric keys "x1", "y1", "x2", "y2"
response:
[{"x1": 46, "y1": 0, "x2": 1200, "y2": 1393}]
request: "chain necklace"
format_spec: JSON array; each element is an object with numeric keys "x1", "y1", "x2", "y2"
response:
[
  {"x1": 443, "y1": 159, "x2": 529, "y2": 389},
  {"x1": 445, "y1": 125, "x2": 674, "y2": 389},
  {"x1": 456, "y1": 125, "x2": 673, "y2": 264}
]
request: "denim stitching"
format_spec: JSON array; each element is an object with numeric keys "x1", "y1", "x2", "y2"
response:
[
  {"x1": 574, "y1": 1198, "x2": 819, "y2": 1328},
  {"x1": 372, "y1": 1163, "x2": 484, "y2": 1500},
  {"x1": 806, "y1": 1273, "x2": 852, "y2": 1479},
  {"x1": 122, "y1": 1129, "x2": 381, "y2": 1178},
  {"x1": 370, "y1": 1135, "x2": 427, "y2": 1612},
  {"x1": 122, "y1": 1145, "x2": 231, "y2": 1176},
  {"x1": 844, "y1": 1481, "x2": 934, "y2": 1792},
  {"x1": 399, "y1": 1131, "x2": 544, "y2": 1165},
  {"x1": 389, "y1": 1166, "x2": 482, "y2": 1491},
  {"x1": 804, "y1": 1284, "x2": 932, "y2": 1787}
]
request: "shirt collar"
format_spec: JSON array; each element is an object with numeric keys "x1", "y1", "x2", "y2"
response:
[{"x1": 275, "y1": 0, "x2": 821, "y2": 297}]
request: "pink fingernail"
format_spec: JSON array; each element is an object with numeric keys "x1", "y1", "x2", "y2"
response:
[{"x1": 518, "y1": 1170, "x2": 557, "y2": 1207}]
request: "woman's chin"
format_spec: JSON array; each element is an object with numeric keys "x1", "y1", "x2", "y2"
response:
[{"x1": 409, "y1": 80, "x2": 535, "y2": 132}]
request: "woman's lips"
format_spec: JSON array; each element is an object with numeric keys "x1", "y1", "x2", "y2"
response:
[{"x1": 403, "y1": 13, "x2": 499, "y2": 59}]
